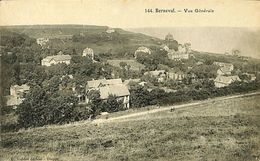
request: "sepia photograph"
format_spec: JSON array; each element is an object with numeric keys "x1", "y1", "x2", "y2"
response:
[{"x1": 0, "y1": 0, "x2": 260, "y2": 160}]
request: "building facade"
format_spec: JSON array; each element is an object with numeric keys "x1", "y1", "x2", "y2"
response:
[
  {"x1": 41, "y1": 54, "x2": 71, "y2": 66},
  {"x1": 214, "y1": 75, "x2": 241, "y2": 88},
  {"x1": 85, "y1": 78, "x2": 130, "y2": 108},
  {"x1": 82, "y1": 47, "x2": 94, "y2": 60}
]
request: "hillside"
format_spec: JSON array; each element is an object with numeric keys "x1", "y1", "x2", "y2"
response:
[
  {"x1": 1, "y1": 93, "x2": 259, "y2": 161},
  {"x1": 0, "y1": 25, "x2": 164, "y2": 57}
]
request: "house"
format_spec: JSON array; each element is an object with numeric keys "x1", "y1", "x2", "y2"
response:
[
  {"x1": 167, "y1": 49, "x2": 189, "y2": 60},
  {"x1": 196, "y1": 61, "x2": 204, "y2": 66},
  {"x1": 106, "y1": 28, "x2": 115, "y2": 33},
  {"x1": 248, "y1": 74, "x2": 256, "y2": 81},
  {"x1": 10, "y1": 84, "x2": 30, "y2": 99},
  {"x1": 214, "y1": 62, "x2": 234, "y2": 75},
  {"x1": 160, "y1": 44, "x2": 169, "y2": 52},
  {"x1": 85, "y1": 78, "x2": 130, "y2": 108},
  {"x1": 82, "y1": 47, "x2": 94, "y2": 60},
  {"x1": 214, "y1": 75, "x2": 241, "y2": 88},
  {"x1": 242, "y1": 73, "x2": 256, "y2": 82},
  {"x1": 36, "y1": 38, "x2": 49, "y2": 46},
  {"x1": 134, "y1": 46, "x2": 151, "y2": 58},
  {"x1": 168, "y1": 71, "x2": 185, "y2": 81},
  {"x1": 144, "y1": 70, "x2": 167, "y2": 82},
  {"x1": 41, "y1": 54, "x2": 71, "y2": 66},
  {"x1": 86, "y1": 78, "x2": 123, "y2": 90},
  {"x1": 138, "y1": 81, "x2": 147, "y2": 86},
  {"x1": 7, "y1": 84, "x2": 30, "y2": 107},
  {"x1": 167, "y1": 43, "x2": 191, "y2": 60}
]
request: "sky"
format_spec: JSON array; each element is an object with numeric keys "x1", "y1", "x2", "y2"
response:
[
  {"x1": 127, "y1": 27, "x2": 260, "y2": 58},
  {"x1": 1, "y1": 0, "x2": 260, "y2": 28},
  {"x1": 0, "y1": 0, "x2": 260, "y2": 58}
]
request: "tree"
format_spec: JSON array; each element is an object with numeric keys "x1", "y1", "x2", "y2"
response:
[
  {"x1": 16, "y1": 86, "x2": 49, "y2": 128},
  {"x1": 130, "y1": 85, "x2": 151, "y2": 108},
  {"x1": 17, "y1": 85, "x2": 79, "y2": 128},
  {"x1": 87, "y1": 90, "x2": 102, "y2": 117},
  {"x1": 119, "y1": 62, "x2": 127, "y2": 69},
  {"x1": 105, "y1": 95, "x2": 123, "y2": 112}
]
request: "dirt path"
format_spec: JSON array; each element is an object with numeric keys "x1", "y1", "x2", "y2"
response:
[{"x1": 92, "y1": 91, "x2": 260, "y2": 124}]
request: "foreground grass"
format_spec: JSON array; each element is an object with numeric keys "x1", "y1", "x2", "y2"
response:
[{"x1": 1, "y1": 95, "x2": 260, "y2": 161}]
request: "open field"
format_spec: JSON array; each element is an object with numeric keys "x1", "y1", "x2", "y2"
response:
[{"x1": 1, "y1": 94, "x2": 260, "y2": 161}]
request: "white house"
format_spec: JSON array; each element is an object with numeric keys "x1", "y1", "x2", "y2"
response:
[
  {"x1": 82, "y1": 47, "x2": 94, "y2": 60},
  {"x1": 167, "y1": 49, "x2": 189, "y2": 60},
  {"x1": 168, "y1": 71, "x2": 186, "y2": 81},
  {"x1": 6, "y1": 84, "x2": 30, "y2": 106},
  {"x1": 41, "y1": 54, "x2": 71, "y2": 66},
  {"x1": 144, "y1": 70, "x2": 167, "y2": 82},
  {"x1": 214, "y1": 75, "x2": 241, "y2": 88},
  {"x1": 85, "y1": 78, "x2": 130, "y2": 108},
  {"x1": 214, "y1": 62, "x2": 234, "y2": 76},
  {"x1": 36, "y1": 38, "x2": 49, "y2": 46},
  {"x1": 106, "y1": 28, "x2": 115, "y2": 33},
  {"x1": 160, "y1": 44, "x2": 170, "y2": 52},
  {"x1": 134, "y1": 46, "x2": 151, "y2": 58},
  {"x1": 167, "y1": 43, "x2": 192, "y2": 60}
]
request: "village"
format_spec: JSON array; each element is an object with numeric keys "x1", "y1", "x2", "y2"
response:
[
  {"x1": 4, "y1": 31, "x2": 258, "y2": 112},
  {"x1": 0, "y1": 24, "x2": 259, "y2": 130},
  {"x1": 2, "y1": 0, "x2": 260, "y2": 159}
]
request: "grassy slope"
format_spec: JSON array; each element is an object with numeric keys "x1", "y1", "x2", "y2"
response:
[
  {"x1": 0, "y1": 25, "x2": 163, "y2": 55},
  {"x1": 1, "y1": 95, "x2": 259, "y2": 161}
]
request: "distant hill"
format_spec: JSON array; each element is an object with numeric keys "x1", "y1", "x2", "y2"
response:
[
  {"x1": 127, "y1": 27, "x2": 260, "y2": 59},
  {"x1": 0, "y1": 25, "x2": 108, "y2": 38},
  {"x1": 0, "y1": 25, "x2": 164, "y2": 56}
]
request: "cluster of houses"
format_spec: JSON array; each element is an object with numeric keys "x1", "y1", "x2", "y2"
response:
[
  {"x1": 41, "y1": 47, "x2": 95, "y2": 66},
  {"x1": 164, "y1": 33, "x2": 192, "y2": 60},
  {"x1": 167, "y1": 43, "x2": 191, "y2": 60},
  {"x1": 213, "y1": 61, "x2": 256, "y2": 88},
  {"x1": 5, "y1": 32, "x2": 258, "y2": 110},
  {"x1": 5, "y1": 78, "x2": 131, "y2": 109},
  {"x1": 134, "y1": 33, "x2": 192, "y2": 61},
  {"x1": 213, "y1": 61, "x2": 241, "y2": 88},
  {"x1": 144, "y1": 69, "x2": 186, "y2": 83}
]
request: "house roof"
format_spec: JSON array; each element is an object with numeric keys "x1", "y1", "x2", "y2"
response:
[
  {"x1": 42, "y1": 55, "x2": 71, "y2": 62},
  {"x1": 83, "y1": 48, "x2": 93, "y2": 53},
  {"x1": 135, "y1": 47, "x2": 151, "y2": 54},
  {"x1": 214, "y1": 62, "x2": 233, "y2": 74},
  {"x1": 99, "y1": 84, "x2": 130, "y2": 99},
  {"x1": 11, "y1": 84, "x2": 30, "y2": 92},
  {"x1": 214, "y1": 62, "x2": 233, "y2": 68},
  {"x1": 87, "y1": 78, "x2": 122, "y2": 88},
  {"x1": 219, "y1": 66, "x2": 232, "y2": 74},
  {"x1": 214, "y1": 75, "x2": 241, "y2": 84}
]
